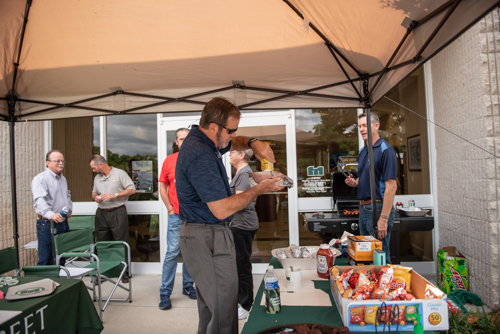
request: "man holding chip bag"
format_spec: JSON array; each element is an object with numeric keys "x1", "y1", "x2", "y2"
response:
[{"x1": 345, "y1": 113, "x2": 398, "y2": 263}]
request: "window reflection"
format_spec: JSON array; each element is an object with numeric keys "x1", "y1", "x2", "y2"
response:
[
  {"x1": 52, "y1": 117, "x2": 100, "y2": 202},
  {"x1": 296, "y1": 109, "x2": 359, "y2": 198},
  {"x1": 128, "y1": 214, "x2": 160, "y2": 262},
  {"x1": 106, "y1": 114, "x2": 158, "y2": 201}
]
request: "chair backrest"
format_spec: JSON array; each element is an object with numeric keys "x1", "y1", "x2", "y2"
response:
[
  {"x1": 68, "y1": 215, "x2": 96, "y2": 231},
  {"x1": 54, "y1": 228, "x2": 95, "y2": 255},
  {"x1": 95, "y1": 241, "x2": 125, "y2": 261},
  {"x1": 0, "y1": 247, "x2": 18, "y2": 274}
]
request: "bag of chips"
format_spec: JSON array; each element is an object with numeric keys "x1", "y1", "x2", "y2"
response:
[
  {"x1": 392, "y1": 304, "x2": 407, "y2": 326},
  {"x1": 425, "y1": 284, "x2": 446, "y2": 299},
  {"x1": 389, "y1": 264, "x2": 412, "y2": 291},
  {"x1": 377, "y1": 305, "x2": 392, "y2": 325},
  {"x1": 349, "y1": 305, "x2": 365, "y2": 325},
  {"x1": 364, "y1": 305, "x2": 379, "y2": 325},
  {"x1": 405, "y1": 304, "x2": 420, "y2": 325}
]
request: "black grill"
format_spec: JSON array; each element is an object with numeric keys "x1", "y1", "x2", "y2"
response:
[{"x1": 331, "y1": 172, "x2": 359, "y2": 216}]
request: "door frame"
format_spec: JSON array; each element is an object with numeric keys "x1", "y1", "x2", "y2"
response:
[{"x1": 158, "y1": 110, "x2": 298, "y2": 274}]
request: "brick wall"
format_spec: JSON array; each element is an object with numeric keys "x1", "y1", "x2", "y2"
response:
[{"x1": 431, "y1": 10, "x2": 500, "y2": 309}]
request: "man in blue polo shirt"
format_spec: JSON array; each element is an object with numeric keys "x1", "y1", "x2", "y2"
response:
[
  {"x1": 345, "y1": 113, "x2": 397, "y2": 263},
  {"x1": 176, "y1": 97, "x2": 284, "y2": 334}
]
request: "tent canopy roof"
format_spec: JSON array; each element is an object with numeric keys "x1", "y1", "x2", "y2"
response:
[{"x1": 1, "y1": 0, "x2": 498, "y2": 121}]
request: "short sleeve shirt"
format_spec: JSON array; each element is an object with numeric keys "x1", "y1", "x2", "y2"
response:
[
  {"x1": 159, "y1": 152, "x2": 180, "y2": 214},
  {"x1": 92, "y1": 167, "x2": 135, "y2": 209},
  {"x1": 357, "y1": 137, "x2": 397, "y2": 200},
  {"x1": 230, "y1": 165, "x2": 258, "y2": 231},
  {"x1": 176, "y1": 125, "x2": 232, "y2": 223}
]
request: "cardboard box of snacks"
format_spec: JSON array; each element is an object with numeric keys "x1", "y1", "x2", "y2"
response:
[
  {"x1": 347, "y1": 236, "x2": 382, "y2": 262},
  {"x1": 436, "y1": 246, "x2": 468, "y2": 294},
  {"x1": 330, "y1": 265, "x2": 449, "y2": 332}
]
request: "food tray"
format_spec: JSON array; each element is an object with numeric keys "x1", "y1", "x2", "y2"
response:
[
  {"x1": 257, "y1": 323, "x2": 340, "y2": 334},
  {"x1": 271, "y1": 246, "x2": 341, "y2": 270},
  {"x1": 397, "y1": 207, "x2": 429, "y2": 217}
]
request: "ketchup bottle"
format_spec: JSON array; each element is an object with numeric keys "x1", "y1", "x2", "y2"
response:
[{"x1": 317, "y1": 244, "x2": 334, "y2": 279}]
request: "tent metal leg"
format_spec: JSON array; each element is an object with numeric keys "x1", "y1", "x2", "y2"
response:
[{"x1": 9, "y1": 121, "x2": 20, "y2": 270}]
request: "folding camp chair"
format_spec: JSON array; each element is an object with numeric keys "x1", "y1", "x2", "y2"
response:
[
  {"x1": 68, "y1": 215, "x2": 95, "y2": 231},
  {"x1": 65, "y1": 216, "x2": 96, "y2": 266},
  {"x1": 21, "y1": 265, "x2": 70, "y2": 278},
  {"x1": 54, "y1": 228, "x2": 132, "y2": 322},
  {"x1": 1, "y1": 246, "x2": 70, "y2": 278},
  {"x1": 0, "y1": 247, "x2": 19, "y2": 275}
]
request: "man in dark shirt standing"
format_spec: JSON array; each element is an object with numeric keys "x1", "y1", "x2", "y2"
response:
[
  {"x1": 176, "y1": 97, "x2": 284, "y2": 334},
  {"x1": 345, "y1": 113, "x2": 397, "y2": 263}
]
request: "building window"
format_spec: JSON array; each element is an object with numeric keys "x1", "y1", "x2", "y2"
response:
[
  {"x1": 296, "y1": 67, "x2": 430, "y2": 199},
  {"x1": 106, "y1": 114, "x2": 158, "y2": 201},
  {"x1": 52, "y1": 117, "x2": 100, "y2": 202}
]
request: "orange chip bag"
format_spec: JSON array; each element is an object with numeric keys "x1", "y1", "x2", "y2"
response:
[
  {"x1": 372, "y1": 283, "x2": 390, "y2": 299},
  {"x1": 364, "y1": 305, "x2": 379, "y2": 325},
  {"x1": 342, "y1": 288, "x2": 353, "y2": 299},
  {"x1": 392, "y1": 304, "x2": 407, "y2": 326},
  {"x1": 356, "y1": 270, "x2": 370, "y2": 289},
  {"x1": 389, "y1": 264, "x2": 412, "y2": 291},
  {"x1": 349, "y1": 305, "x2": 365, "y2": 325}
]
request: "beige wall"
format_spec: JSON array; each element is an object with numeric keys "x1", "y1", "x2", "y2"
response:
[
  {"x1": 431, "y1": 10, "x2": 500, "y2": 309},
  {"x1": 0, "y1": 121, "x2": 45, "y2": 268}
]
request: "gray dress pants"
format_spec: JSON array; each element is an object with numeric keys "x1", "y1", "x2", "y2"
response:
[{"x1": 180, "y1": 221, "x2": 238, "y2": 334}]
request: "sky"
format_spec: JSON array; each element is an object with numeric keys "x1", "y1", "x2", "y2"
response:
[{"x1": 93, "y1": 114, "x2": 158, "y2": 156}]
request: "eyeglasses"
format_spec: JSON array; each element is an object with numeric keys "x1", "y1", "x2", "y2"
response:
[
  {"x1": 48, "y1": 160, "x2": 66, "y2": 163},
  {"x1": 205, "y1": 123, "x2": 238, "y2": 135}
]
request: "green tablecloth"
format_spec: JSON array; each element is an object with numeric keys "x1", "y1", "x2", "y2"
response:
[
  {"x1": 0, "y1": 277, "x2": 103, "y2": 334},
  {"x1": 241, "y1": 257, "x2": 435, "y2": 334}
]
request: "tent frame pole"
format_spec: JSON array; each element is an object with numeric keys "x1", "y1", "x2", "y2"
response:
[
  {"x1": 362, "y1": 76, "x2": 379, "y2": 235},
  {"x1": 8, "y1": 120, "x2": 20, "y2": 270}
]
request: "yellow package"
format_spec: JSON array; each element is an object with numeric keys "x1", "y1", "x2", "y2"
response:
[
  {"x1": 342, "y1": 288, "x2": 353, "y2": 298},
  {"x1": 389, "y1": 264, "x2": 412, "y2": 291},
  {"x1": 364, "y1": 305, "x2": 379, "y2": 325}
]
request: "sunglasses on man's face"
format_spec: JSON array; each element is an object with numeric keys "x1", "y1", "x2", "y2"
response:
[{"x1": 206, "y1": 123, "x2": 238, "y2": 135}]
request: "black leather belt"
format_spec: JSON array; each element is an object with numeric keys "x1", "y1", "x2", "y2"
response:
[{"x1": 185, "y1": 220, "x2": 232, "y2": 227}]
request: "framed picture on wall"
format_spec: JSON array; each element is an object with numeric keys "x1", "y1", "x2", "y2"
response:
[{"x1": 407, "y1": 135, "x2": 421, "y2": 171}]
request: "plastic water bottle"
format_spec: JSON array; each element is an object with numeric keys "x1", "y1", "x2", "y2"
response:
[
  {"x1": 60, "y1": 206, "x2": 69, "y2": 221},
  {"x1": 264, "y1": 265, "x2": 281, "y2": 314},
  {"x1": 408, "y1": 199, "x2": 415, "y2": 209}
]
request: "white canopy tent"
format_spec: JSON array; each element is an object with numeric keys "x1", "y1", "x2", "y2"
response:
[{"x1": 2, "y1": 0, "x2": 499, "y2": 262}]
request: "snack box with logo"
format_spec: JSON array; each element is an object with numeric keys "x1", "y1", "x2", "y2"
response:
[
  {"x1": 348, "y1": 255, "x2": 372, "y2": 266},
  {"x1": 330, "y1": 265, "x2": 449, "y2": 332},
  {"x1": 347, "y1": 236, "x2": 382, "y2": 261},
  {"x1": 437, "y1": 246, "x2": 468, "y2": 294}
]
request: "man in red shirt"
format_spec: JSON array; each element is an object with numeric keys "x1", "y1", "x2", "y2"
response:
[{"x1": 159, "y1": 127, "x2": 196, "y2": 310}]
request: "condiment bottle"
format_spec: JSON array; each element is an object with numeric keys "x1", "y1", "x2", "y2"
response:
[{"x1": 316, "y1": 244, "x2": 334, "y2": 279}]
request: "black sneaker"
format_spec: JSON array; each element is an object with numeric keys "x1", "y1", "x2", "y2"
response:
[
  {"x1": 182, "y1": 286, "x2": 197, "y2": 299},
  {"x1": 159, "y1": 294, "x2": 172, "y2": 310}
]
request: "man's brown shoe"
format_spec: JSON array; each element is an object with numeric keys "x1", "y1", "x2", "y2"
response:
[{"x1": 121, "y1": 276, "x2": 129, "y2": 284}]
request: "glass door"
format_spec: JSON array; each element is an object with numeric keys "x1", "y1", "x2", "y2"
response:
[
  {"x1": 233, "y1": 111, "x2": 297, "y2": 273},
  {"x1": 158, "y1": 111, "x2": 297, "y2": 274}
]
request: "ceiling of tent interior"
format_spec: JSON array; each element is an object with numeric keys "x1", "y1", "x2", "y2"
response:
[{"x1": 1, "y1": 0, "x2": 499, "y2": 121}]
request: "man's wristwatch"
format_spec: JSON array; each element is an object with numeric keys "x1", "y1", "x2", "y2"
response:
[
  {"x1": 248, "y1": 137, "x2": 258, "y2": 148},
  {"x1": 115, "y1": 193, "x2": 119, "y2": 198}
]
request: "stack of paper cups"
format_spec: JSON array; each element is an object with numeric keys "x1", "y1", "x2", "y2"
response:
[{"x1": 286, "y1": 267, "x2": 302, "y2": 290}]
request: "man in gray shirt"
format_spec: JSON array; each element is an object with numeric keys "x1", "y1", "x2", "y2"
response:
[
  {"x1": 90, "y1": 155, "x2": 136, "y2": 249},
  {"x1": 31, "y1": 149, "x2": 73, "y2": 265}
]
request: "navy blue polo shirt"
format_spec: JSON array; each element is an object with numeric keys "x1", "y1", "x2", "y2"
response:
[
  {"x1": 176, "y1": 125, "x2": 233, "y2": 223},
  {"x1": 357, "y1": 137, "x2": 397, "y2": 200}
]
